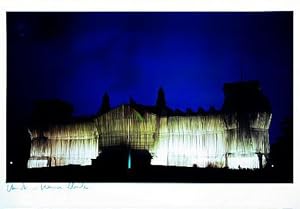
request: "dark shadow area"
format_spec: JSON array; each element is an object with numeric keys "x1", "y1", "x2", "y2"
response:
[
  {"x1": 92, "y1": 145, "x2": 152, "y2": 171},
  {"x1": 6, "y1": 99, "x2": 76, "y2": 182},
  {"x1": 8, "y1": 165, "x2": 291, "y2": 183},
  {"x1": 268, "y1": 116, "x2": 293, "y2": 182},
  {"x1": 30, "y1": 99, "x2": 74, "y2": 128},
  {"x1": 222, "y1": 81, "x2": 271, "y2": 113}
]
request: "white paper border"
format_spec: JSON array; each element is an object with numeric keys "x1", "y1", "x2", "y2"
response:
[{"x1": 0, "y1": 1, "x2": 299, "y2": 209}]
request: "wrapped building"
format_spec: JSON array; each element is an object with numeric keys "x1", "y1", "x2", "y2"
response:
[{"x1": 27, "y1": 81, "x2": 272, "y2": 169}]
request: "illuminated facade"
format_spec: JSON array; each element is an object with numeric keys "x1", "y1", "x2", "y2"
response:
[{"x1": 27, "y1": 81, "x2": 272, "y2": 169}]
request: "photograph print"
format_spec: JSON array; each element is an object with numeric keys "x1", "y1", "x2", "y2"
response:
[{"x1": 6, "y1": 12, "x2": 293, "y2": 183}]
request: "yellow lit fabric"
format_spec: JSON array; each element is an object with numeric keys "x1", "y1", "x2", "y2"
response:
[
  {"x1": 27, "y1": 105, "x2": 271, "y2": 169},
  {"x1": 27, "y1": 121, "x2": 98, "y2": 168}
]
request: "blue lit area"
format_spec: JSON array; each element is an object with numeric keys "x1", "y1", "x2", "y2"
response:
[{"x1": 128, "y1": 150, "x2": 131, "y2": 169}]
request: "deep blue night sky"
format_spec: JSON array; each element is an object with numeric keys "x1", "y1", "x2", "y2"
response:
[{"x1": 7, "y1": 12, "x2": 293, "y2": 145}]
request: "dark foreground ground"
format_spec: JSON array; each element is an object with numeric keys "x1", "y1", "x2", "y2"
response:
[{"x1": 7, "y1": 165, "x2": 292, "y2": 183}]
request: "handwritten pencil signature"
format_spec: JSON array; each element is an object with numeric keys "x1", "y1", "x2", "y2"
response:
[{"x1": 7, "y1": 183, "x2": 88, "y2": 192}]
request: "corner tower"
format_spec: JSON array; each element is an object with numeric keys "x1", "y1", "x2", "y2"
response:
[{"x1": 222, "y1": 81, "x2": 272, "y2": 169}]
